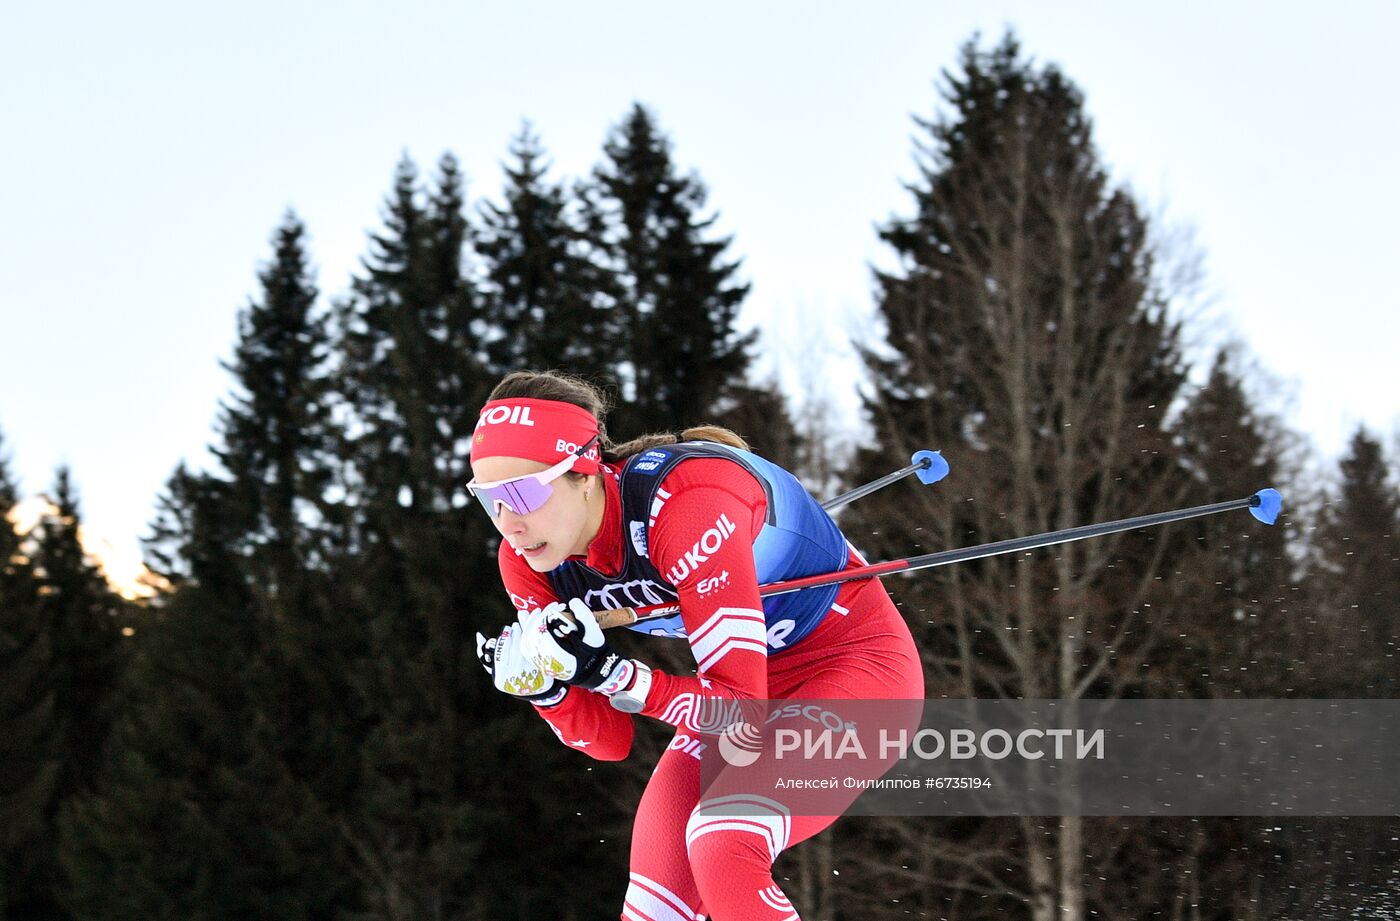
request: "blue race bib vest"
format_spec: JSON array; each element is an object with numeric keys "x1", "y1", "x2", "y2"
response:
[{"x1": 547, "y1": 441, "x2": 849, "y2": 654}]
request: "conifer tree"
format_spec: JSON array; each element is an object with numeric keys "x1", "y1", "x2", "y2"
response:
[
  {"x1": 1318, "y1": 427, "x2": 1400, "y2": 696},
  {"x1": 588, "y1": 104, "x2": 756, "y2": 437},
  {"x1": 843, "y1": 33, "x2": 1194, "y2": 921},
  {"x1": 211, "y1": 211, "x2": 358, "y2": 912},
  {"x1": 855, "y1": 30, "x2": 1186, "y2": 703},
  {"x1": 477, "y1": 123, "x2": 619, "y2": 382},
  {"x1": 31, "y1": 469, "x2": 125, "y2": 802},
  {"x1": 330, "y1": 154, "x2": 502, "y2": 917},
  {"x1": 15, "y1": 468, "x2": 127, "y2": 918},
  {"x1": 59, "y1": 216, "x2": 356, "y2": 919},
  {"x1": 212, "y1": 214, "x2": 362, "y2": 888},
  {"x1": 0, "y1": 431, "x2": 60, "y2": 918},
  {"x1": 1089, "y1": 353, "x2": 1304, "y2": 920},
  {"x1": 216, "y1": 212, "x2": 333, "y2": 561},
  {"x1": 1155, "y1": 350, "x2": 1298, "y2": 698}
]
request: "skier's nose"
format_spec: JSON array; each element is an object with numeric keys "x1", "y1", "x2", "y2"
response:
[{"x1": 497, "y1": 506, "x2": 528, "y2": 535}]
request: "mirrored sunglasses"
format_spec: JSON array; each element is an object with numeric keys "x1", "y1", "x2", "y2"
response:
[{"x1": 466, "y1": 436, "x2": 599, "y2": 518}]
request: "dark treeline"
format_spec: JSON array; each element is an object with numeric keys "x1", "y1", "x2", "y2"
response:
[{"x1": 2, "y1": 34, "x2": 1397, "y2": 921}]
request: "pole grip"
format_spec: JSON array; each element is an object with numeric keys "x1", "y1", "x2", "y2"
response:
[{"x1": 597, "y1": 607, "x2": 640, "y2": 630}]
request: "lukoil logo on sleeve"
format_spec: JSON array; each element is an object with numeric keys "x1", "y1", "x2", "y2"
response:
[{"x1": 667, "y1": 513, "x2": 737, "y2": 584}]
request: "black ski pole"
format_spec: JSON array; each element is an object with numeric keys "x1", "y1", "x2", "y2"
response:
[
  {"x1": 596, "y1": 488, "x2": 1283, "y2": 628},
  {"x1": 820, "y1": 450, "x2": 949, "y2": 512}
]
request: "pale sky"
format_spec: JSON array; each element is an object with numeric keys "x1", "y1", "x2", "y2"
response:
[{"x1": 2, "y1": 1, "x2": 1397, "y2": 588}]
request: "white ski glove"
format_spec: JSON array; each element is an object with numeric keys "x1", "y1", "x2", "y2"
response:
[
  {"x1": 475, "y1": 622, "x2": 566, "y2": 705},
  {"x1": 519, "y1": 598, "x2": 645, "y2": 701}
]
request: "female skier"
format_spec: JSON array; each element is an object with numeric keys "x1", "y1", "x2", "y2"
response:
[{"x1": 471, "y1": 370, "x2": 924, "y2": 921}]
